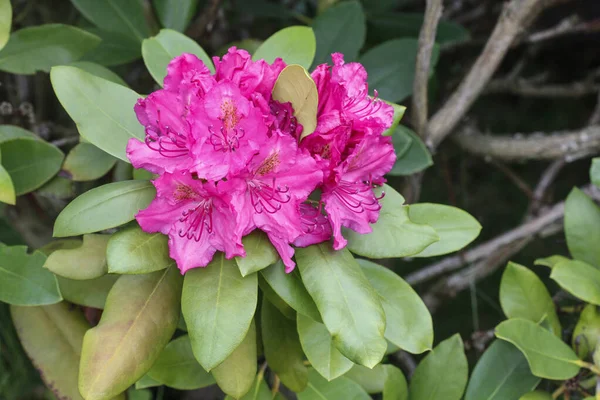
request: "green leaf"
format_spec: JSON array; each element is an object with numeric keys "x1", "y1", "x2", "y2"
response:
[
  {"x1": 534, "y1": 255, "x2": 570, "y2": 269},
  {"x1": 225, "y1": 375, "x2": 271, "y2": 400},
  {"x1": 464, "y1": 340, "x2": 540, "y2": 400},
  {"x1": 550, "y1": 259, "x2": 600, "y2": 304},
  {"x1": 0, "y1": 246, "x2": 61, "y2": 306},
  {"x1": 11, "y1": 303, "x2": 89, "y2": 400},
  {"x1": 0, "y1": 138, "x2": 64, "y2": 195},
  {"x1": 53, "y1": 180, "x2": 155, "y2": 237},
  {"x1": 142, "y1": 29, "x2": 214, "y2": 86},
  {"x1": 153, "y1": 0, "x2": 200, "y2": 32},
  {"x1": 388, "y1": 126, "x2": 433, "y2": 176},
  {"x1": 79, "y1": 266, "x2": 182, "y2": 400},
  {"x1": 591, "y1": 158, "x2": 600, "y2": 188},
  {"x1": 135, "y1": 375, "x2": 161, "y2": 390},
  {"x1": 258, "y1": 274, "x2": 296, "y2": 320},
  {"x1": 0, "y1": 125, "x2": 37, "y2": 143},
  {"x1": 0, "y1": 162, "x2": 15, "y2": 205},
  {"x1": 36, "y1": 176, "x2": 74, "y2": 200},
  {"x1": 212, "y1": 320, "x2": 257, "y2": 398},
  {"x1": 311, "y1": 0, "x2": 365, "y2": 67},
  {"x1": 361, "y1": 38, "x2": 439, "y2": 103},
  {"x1": 260, "y1": 260, "x2": 321, "y2": 321},
  {"x1": 253, "y1": 26, "x2": 316, "y2": 69},
  {"x1": 261, "y1": 298, "x2": 308, "y2": 392},
  {"x1": 63, "y1": 143, "x2": 117, "y2": 181},
  {"x1": 44, "y1": 234, "x2": 110, "y2": 280},
  {"x1": 298, "y1": 369, "x2": 370, "y2": 400},
  {"x1": 69, "y1": 61, "x2": 128, "y2": 86},
  {"x1": 107, "y1": 225, "x2": 172, "y2": 274},
  {"x1": 409, "y1": 334, "x2": 468, "y2": 400},
  {"x1": 295, "y1": 244, "x2": 386, "y2": 368},
  {"x1": 0, "y1": 0, "x2": 11, "y2": 51},
  {"x1": 519, "y1": 391, "x2": 552, "y2": 400},
  {"x1": 572, "y1": 304, "x2": 600, "y2": 359},
  {"x1": 564, "y1": 188, "x2": 600, "y2": 268},
  {"x1": 182, "y1": 253, "x2": 258, "y2": 371},
  {"x1": 344, "y1": 364, "x2": 386, "y2": 393},
  {"x1": 57, "y1": 274, "x2": 119, "y2": 309},
  {"x1": 51, "y1": 66, "x2": 145, "y2": 161},
  {"x1": 346, "y1": 185, "x2": 438, "y2": 258},
  {"x1": 500, "y1": 262, "x2": 561, "y2": 336},
  {"x1": 358, "y1": 259, "x2": 433, "y2": 354},
  {"x1": 127, "y1": 388, "x2": 151, "y2": 400},
  {"x1": 382, "y1": 365, "x2": 408, "y2": 400},
  {"x1": 70, "y1": 0, "x2": 150, "y2": 42},
  {"x1": 408, "y1": 203, "x2": 481, "y2": 257},
  {"x1": 495, "y1": 318, "x2": 580, "y2": 380},
  {"x1": 236, "y1": 231, "x2": 279, "y2": 277},
  {"x1": 297, "y1": 312, "x2": 353, "y2": 381},
  {"x1": 82, "y1": 29, "x2": 141, "y2": 66},
  {"x1": 0, "y1": 24, "x2": 100, "y2": 74},
  {"x1": 38, "y1": 238, "x2": 82, "y2": 255},
  {"x1": 147, "y1": 335, "x2": 215, "y2": 390},
  {"x1": 382, "y1": 102, "x2": 406, "y2": 137}
]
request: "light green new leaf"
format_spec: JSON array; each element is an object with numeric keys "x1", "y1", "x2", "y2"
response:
[
  {"x1": 107, "y1": 225, "x2": 172, "y2": 274},
  {"x1": 57, "y1": 274, "x2": 119, "y2": 309},
  {"x1": 212, "y1": 321, "x2": 257, "y2": 398},
  {"x1": 519, "y1": 391, "x2": 553, "y2": 400},
  {"x1": 298, "y1": 369, "x2": 370, "y2": 400},
  {"x1": 0, "y1": 24, "x2": 100, "y2": 74},
  {"x1": 0, "y1": 163, "x2": 15, "y2": 205},
  {"x1": 408, "y1": 203, "x2": 481, "y2": 257},
  {"x1": 70, "y1": 0, "x2": 150, "y2": 42},
  {"x1": 550, "y1": 259, "x2": 600, "y2": 304},
  {"x1": 495, "y1": 318, "x2": 580, "y2": 380},
  {"x1": 79, "y1": 267, "x2": 182, "y2": 400},
  {"x1": 564, "y1": 188, "x2": 600, "y2": 268},
  {"x1": 572, "y1": 304, "x2": 600, "y2": 359},
  {"x1": 382, "y1": 102, "x2": 406, "y2": 137},
  {"x1": 388, "y1": 126, "x2": 433, "y2": 176},
  {"x1": 253, "y1": 26, "x2": 316, "y2": 69},
  {"x1": 51, "y1": 66, "x2": 145, "y2": 161},
  {"x1": 0, "y1": 138, "x2": 64, "y2": 195},
  {"x1": 464, "y1": 340, "x2": 540, "y2": 400},
  {"x1": 358, "y1": 259, "x2": 433, "y2": 354},
  {"x1": 346, "y1": 184, "x2": 438, "y2": 258},
  {"x1": 0, "y1": 125, "x2": 37, "y2": 143},
  {"x1": 182, "y1": 253, "x2": 258, "y2": 371},
  {"x1": 0, "y1": 0, "x2": 11, "y2": 51},
  {"x1": 236, "y1": 231, "x2": 279, "y2": 277},
  {"x1": 135, "y1": 375, "x2": 161, "y2": 390},
  {"x1": 297, "y1": 313, "x2": 353, "y2": 381},
  {"x1": 142, "y1": 29, "x2": 214, "y2": 85},
  {"x1": 44, "y1": 234, "x2": 109, "y2": 280},
  {"x1": 153, "y1": 0, "x2": 200, "y2": 32},
  {"x1": 534, "y1": 255, "x2": 570, "y2": 269},
  {"x1": 500, "y1": 262, "x2": 561, "y2": 336},
  {"x1": 311, "y1": 1, "x2": 365, "y2": 67},
  {"x1": 295, "y1": 244, "x2": 386, "y2": 368},
  {"x1": 63, "y1": 143, "x2": 117, "y2": 181},
  {"x1": 409, "y1": 334, "x2": 468, "y2": 400},
  {"x1": 591, "y1": 158, "x2": 600, "y2": 188},
  {"x1": 83, "y1": 28, "x2": 141, "y2": 66},
  {"x1": 69, "y1": 61, "x2": 128, "y2": 86},
  {"x1": 54, "y1": 180, "x2": 155, "y2": 237},
  {"x1": 147, "y1": 335, "x2": 215, "y2": 390},
  {"x1": 0, "y1": 246, "x2": 61, "y2": 306},
  {"x1": 11, "y1": 303, "x2": 89, "y2": 400},
  {"x1": 262, "y1": 299, "x2": 308, "y2": 392}
]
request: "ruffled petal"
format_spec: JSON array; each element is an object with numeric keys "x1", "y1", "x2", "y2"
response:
[{"x1": 293, "y1": 204, "x2": 332, "y2": 247}]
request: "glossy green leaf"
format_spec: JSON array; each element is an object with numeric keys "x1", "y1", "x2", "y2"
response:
[
  {"x1": 69, "y1": 61, "x2": 128, "y2": 86},
  {"x1": 51, "y1": 66, "x2": 145, "y2": 161},
  {"x1": 143, "y1": 29, "x2": 214, "y2": 85},
  {"x1": 591, "y1": 158, "x2": 600, "y2": 188},
  {"x1": 572, "y1": 304, "x2": 600, "y2": 359},
  {"x1": 564, "y1": 188, "x2": 600, "y2": 268},
  {"x1": 147, "y1": 335, "x2": 215, "y2": 390},
  {"x1": 408, "y1": 203, "x2": 481, "y2": 257},
  {"x1": 83, "y1": 28, "x2": 141, "y2": 66},
  {"x1": 361, "y1": 38, "x2": 439, "y2": 103},
  {"x1": 0, "y1": 0, "x2": 11, "y2": 51},
  {"x1": 519, "y1": 391, "x2": 552, "y2": 400},
  {"x1": 54, "y1": 180, "x2": 155, "y2": 237},
  {"x1": 225, "y1": 375, "x2": 271, "y2": 400},
  {"x1": 499, "y1": 262, "x2": 561, "y2": 336},
  {"x1": 409, "y1": 334, "x2": 468, "y2": 400},
  {"x1": 311, "y1": 0, "x2": 365, "y2": 67},
  {"x1": 0, "y1": 24, "x2": 100, "y2": 74},
  {"x1": 534, "y1": 255, "x2": 570, "y2": 269},
  {"x1": 382, "y1": 102, "x2": 406, "y2": 137},
  {"x1": 0, "y1": 246, "x2": 61, "y2": 306},
  {"x1": 0, "y1": 162, "x2": 15, "y2": 205},
  {"x1": 0, "y1": 125, "x2": 37, "y2": 143},
  {"x1": 0, "y1": 138, "x2": 64, "y2": 195},
  {"x1": 388, "y1": 126, "x2": 433, "y2": 176},
  {"x1": 44, "y1": 234, "x2": 109, "y2": 280},
  {"x1": 295, "y1": 244, "x2": 386, "y2": 368},
  {"x1": 297, "y1": 312, "x2": 353, "y2": 381},
  {"x1": 107, "y1": 225, "x2": 172, "y2": 274},
  {"x1": 358, "y1": 259, "x2": 433, "y2": 354},
  {"x1": 182, "y1": 253, "x2": 258, "y2": 371},
  {"x1": 236, "y1": 231, "x2": 279, "y2": 277},
  {"x1": 70, "y1": 0, "x2": 150, "y2": 42},
  {"x1": 79, "y1": 266, "x2": 183, "y2": 400},
  {"x1": 346, "y1": 185, "x2": 438, "y2": 258},
  {"x1": 153, "y1": 0, "x2": 200, "y2": 32},
  {"x1": 212, "y1": 320, "x2": 257, "y2": 398},
  {"x1": 550, "y1": 259, "x2": 600, "y2": 304},
  {"x1": 11, "y1": 303, "x2": 89, "y2": 400},
  {"x1": 63, "y1": 143, "x2": 117, "y2": 181},
  {"x1": 298, "y1": 369, "x2": 370, "y2": 400},
  {"x1": 260, "y1": 260, "x2": 321, "y2": 321},
  {"x1": 262, "y1": 298, "x2": 308, "y2": 392},
  {"x1": 495, "y1": 318, "x2": 580, "y2": 380},
  {"x1": 464, "y1": 340, "x2": 540, "y2": 400},
  {"x1": 253, "y1": 26, "x2": 316, "y2": 69},
  {"x1": 258, "y1": 274, "x2": 296, "y2": 320},
  {"x1": 57, "y1": 274, "x2": 119, "y2": 309}
]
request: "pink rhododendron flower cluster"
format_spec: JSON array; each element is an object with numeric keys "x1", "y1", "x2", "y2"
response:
[{"x1": 127, "y1": 48, "x2": 395, "y2": 274}]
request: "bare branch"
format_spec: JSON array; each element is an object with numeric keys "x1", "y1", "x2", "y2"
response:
[
  {"x1": 589, "y1": 91, "x2": 600, "y2": 126},
  {"x1": 527, "y1": 15, "x2": 600, "y2": 43},
  {"x1": 528, "y1": 158, "x2": 566, "y2": 214}
]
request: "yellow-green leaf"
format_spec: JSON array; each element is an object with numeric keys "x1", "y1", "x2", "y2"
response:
[
  {"x1": 107, "y1": 225, "x2": 172, "y2": 274},
  {"x1": 236, "y1": 231, "x2": 279, "y2": 277},
  {"x1": 44, "y1": 234, "x2": 110, "y2": 280},
  {"x1": 0, "y1": 0, "x2": 11, "y2": 51}
]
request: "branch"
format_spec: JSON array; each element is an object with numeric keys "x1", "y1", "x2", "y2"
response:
[
  {"x1": 526, "y1": 15, "x2": 600, "y2": 43},
  {"x1": 412, "y1": 0, "x2": 443, "y2": 137},
  {"x1": 186, "y1": 0, "x2": 223, "y2": 39}
]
